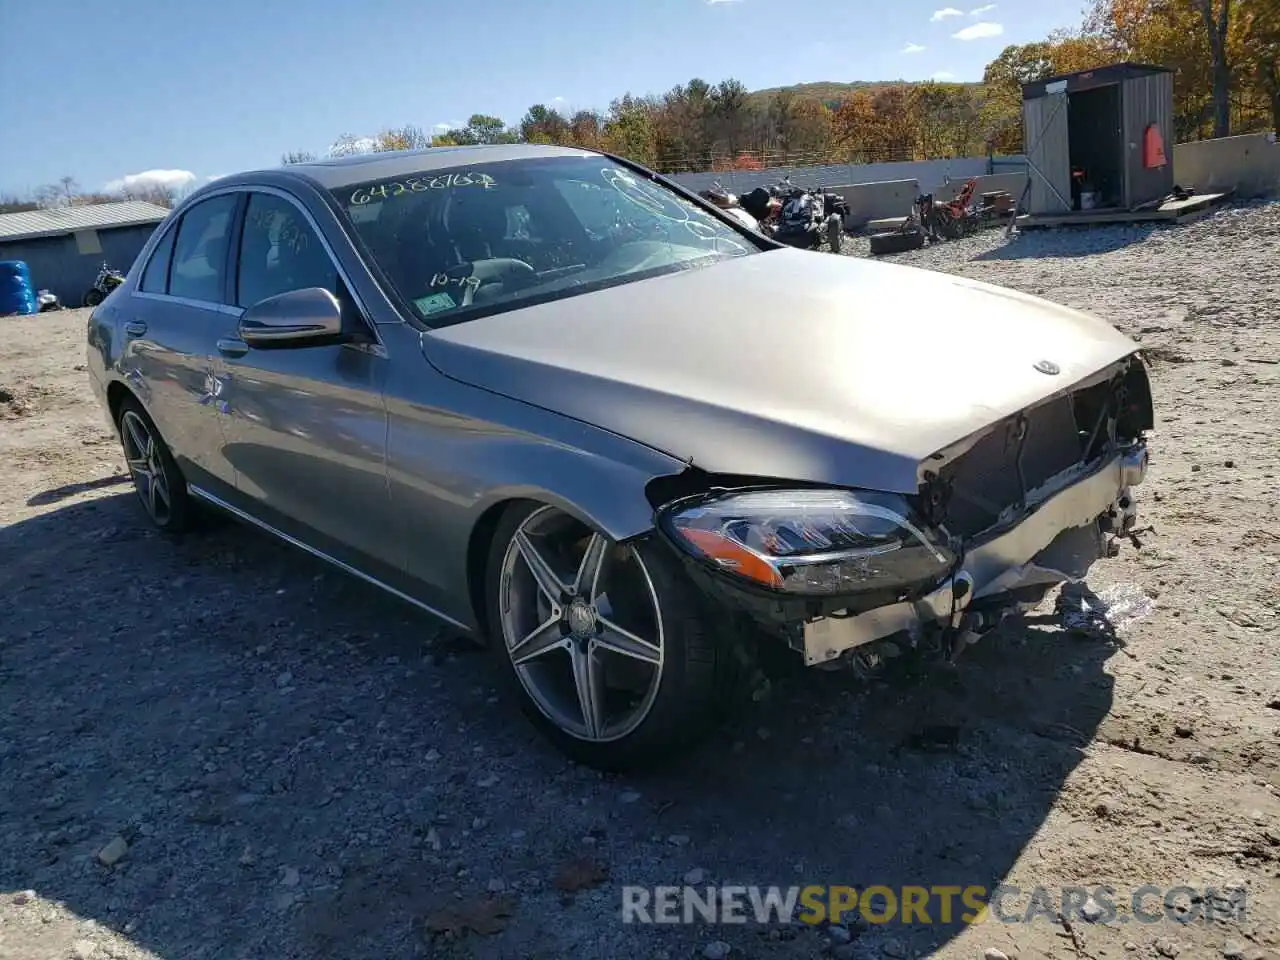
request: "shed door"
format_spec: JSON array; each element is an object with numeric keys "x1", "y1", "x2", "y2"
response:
[{"x1": 1024, "y1": 92, "x2": 1072, "y2": 215}]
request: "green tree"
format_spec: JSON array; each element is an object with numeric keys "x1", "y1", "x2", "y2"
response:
[
  {"x1": 520, "y1": 104, "x2": 571, "y2": 144},
  {"x1": 600, "y1": 95, "x2": 657, "y2": 165},
  {"x1": 456, "y1": 114, "x2": 519, "y2": 145}
]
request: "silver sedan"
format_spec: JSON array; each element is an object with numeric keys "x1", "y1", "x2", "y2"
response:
[{"x1": 86, "y1": 144, "x2": 1151, "y2": 770}]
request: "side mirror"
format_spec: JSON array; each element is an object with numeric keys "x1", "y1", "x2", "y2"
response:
[{"x1": 239, "y1": 288, "x2": 345, "y2": 348}]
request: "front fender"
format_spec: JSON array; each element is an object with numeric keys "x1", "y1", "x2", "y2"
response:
[{"x1": 383, "y1": 355, "x2": 686, "y2": 628}]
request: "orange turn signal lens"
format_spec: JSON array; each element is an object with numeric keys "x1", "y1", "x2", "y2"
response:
[{"x1": 675, "y1": 528, "x2": 783, "y2": 588}]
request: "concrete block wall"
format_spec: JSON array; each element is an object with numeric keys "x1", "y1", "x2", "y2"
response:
[
  {"x1": 667, "y1": 157, "x2": 990, "y2": 197},
  {"x1": 933, "y1": 171, "x2": 1029, "y2": 203},
  {"x1": 1173, "y1": 132, "x2": 1280, "y2": 199},
  {"x1": 829, "y1": 179, "x2": 920, "y2": 226}
]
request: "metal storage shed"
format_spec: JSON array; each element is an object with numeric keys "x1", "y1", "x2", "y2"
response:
[
  {"x1": 1021, "y1": 63, "x2": 1175, "y2": 217},
  {"x1": 0, "y1": 201, "x2": 171, "y2": 305}
]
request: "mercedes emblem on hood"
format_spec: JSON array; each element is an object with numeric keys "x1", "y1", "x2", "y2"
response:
[{"x1": 1034, "y1": 360, "x2": 1061, "y2": 375}]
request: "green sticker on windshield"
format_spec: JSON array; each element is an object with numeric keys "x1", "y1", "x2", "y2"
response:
[{"x1": 414, "y1": 291, "x2": 457, "y2": 316}]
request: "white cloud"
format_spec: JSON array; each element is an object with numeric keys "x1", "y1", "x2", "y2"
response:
[
  {"x1": 930, "y1": 7, "x2": 962, "y2": 20},
  {"x1": 433, "y1": 120, "x2": 465, "y2": 131},
  {"x1": 969, "y1": 3, "x2": 996, "y2": 13},
  {"x1": 952, "y1": 20, "x2": 1003, "y2": 39},
  {"x1": 552, "y1": 96, "x2": 566, "y2": 103},
  {"x1": 931, "y1": 70, "x2": 957, "y2": 80},
  {"x1": 707, "y1": 0, "x2": 744, "y2": 5},
  {"x1": 103, "y1": 169, "x2": 197, "y2": 194},
  {"x1": 902, "y1": 42, "x2": 926, "y2": 54},
  {"x1": 327, "y1": 135, "x2": 378, "y2": 158}
]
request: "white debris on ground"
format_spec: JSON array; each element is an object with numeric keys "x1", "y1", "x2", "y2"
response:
[{"x1": 1059, "y1": 581, "x2": 1158, "y2": 635}]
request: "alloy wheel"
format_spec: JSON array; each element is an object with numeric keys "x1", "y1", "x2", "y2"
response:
[
  {"x1": 498, "y1": 506, "x2": 665, "y2": 743},
  {"x1": 120, "y1": 410, "x2": 172, "y2": 526}
]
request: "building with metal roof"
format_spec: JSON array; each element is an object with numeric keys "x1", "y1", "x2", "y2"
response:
[{"x1": 0, "y1": 201, "x2": 171, "y2": 306}]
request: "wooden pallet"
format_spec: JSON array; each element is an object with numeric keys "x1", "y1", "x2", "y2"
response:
[{"x1": 1015, "y1": 191, "x2": 1233, "y2": 228}]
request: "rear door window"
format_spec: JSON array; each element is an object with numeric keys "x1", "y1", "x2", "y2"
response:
[{"x1": 168, "y1": 195, "x2": 238, "y2": 304}]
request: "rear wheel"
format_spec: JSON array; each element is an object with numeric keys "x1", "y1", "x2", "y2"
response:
[
  {"x1": 485, "y1": 502, "x2": 736, "y2": 771},
  {"x1": 83, "y1": 288, "x2": 105, "y2": 307},
  {"x1": 117, "y1": 398, "x2": 192, "y2": 533}
]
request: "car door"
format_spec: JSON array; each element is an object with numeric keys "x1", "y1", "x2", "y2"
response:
[
  {"x1": 124, "y1": 193, "x2": 241, "y2": 496},
  {"x1": 216, "y1": 188, "x2": 398, "y2": 573}
]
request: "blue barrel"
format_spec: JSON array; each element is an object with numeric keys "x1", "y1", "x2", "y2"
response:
[{"x1": 0, "y1": 260, "x2": 37, "y2": 316}]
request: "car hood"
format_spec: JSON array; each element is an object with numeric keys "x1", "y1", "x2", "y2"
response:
[{"x1": 424, "y1": 249, "x2": 1140, "y2": 493}]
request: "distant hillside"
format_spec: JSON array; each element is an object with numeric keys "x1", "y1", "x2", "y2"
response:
[{"x1": 748, "y1": 79, "x2": 982, "y2": 107}]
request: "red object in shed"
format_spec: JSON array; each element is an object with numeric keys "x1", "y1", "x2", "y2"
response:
[{"x1": 1143, "y1": 123, "x2": 1168, "y2": 169}]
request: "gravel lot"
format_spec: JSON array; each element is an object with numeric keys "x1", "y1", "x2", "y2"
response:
[{"x1": 2, "y1": 202, "x2": 1278, "y2": 960}]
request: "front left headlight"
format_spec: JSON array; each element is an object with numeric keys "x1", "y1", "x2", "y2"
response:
[{"x1": 660, "y1": 488, "x2": 954, "y2": 596}]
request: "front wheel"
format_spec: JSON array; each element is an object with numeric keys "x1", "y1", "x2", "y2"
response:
[
  {"x1": 485, "y1": 502, "x2": 738, "y2": 771},
  {"x1": 825, "y1": 214, "x2": 843, "y2": 253},
  {"x1": 83, "y1": 288, "x2": 105, "y2": 307}
]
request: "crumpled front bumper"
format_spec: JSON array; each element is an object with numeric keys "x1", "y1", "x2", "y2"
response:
[{"x1": 801, "y1": 444, "x2": 1148, "y2": 666}]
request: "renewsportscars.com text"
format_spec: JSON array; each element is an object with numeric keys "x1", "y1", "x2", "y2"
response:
[{"x1": 621, "y1": 884, "x2": 1248, "y2": 926}]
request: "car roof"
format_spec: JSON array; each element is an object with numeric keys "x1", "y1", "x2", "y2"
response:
[{"x1": 262, "y1": 143, "x2": 602, "y2": 191}]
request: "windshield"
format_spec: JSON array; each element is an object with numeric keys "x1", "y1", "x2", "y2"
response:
[{"x1": 330, "y1": 156, "x2": 759, "y2": 326}]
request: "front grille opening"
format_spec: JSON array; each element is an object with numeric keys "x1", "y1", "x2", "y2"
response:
[{"x1": 937, "y1": 379, "x2": 1116, "y2": 538}]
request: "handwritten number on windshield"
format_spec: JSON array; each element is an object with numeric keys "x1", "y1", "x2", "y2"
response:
[
  {"x1": 431, "y1": 273, "x2": 482, "y2": 291},
  {"x1": 350, "y1": 172, "x2": 496, "y2": 205}
]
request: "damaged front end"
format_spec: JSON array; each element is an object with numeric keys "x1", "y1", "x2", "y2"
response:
[{"x1": 650, "y1": 353, "x2": 1153, "y2": 673}]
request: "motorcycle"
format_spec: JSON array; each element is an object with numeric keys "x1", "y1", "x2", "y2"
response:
[
  {"x1": 741, "y1": 177, "x2": 847, "y2": 252},
  {"x1": 36, "y1": 289, "x2": 62, "y2": 312},
  {"x1": 83, "y1": 262, "x2": 125, "y2": 307}
]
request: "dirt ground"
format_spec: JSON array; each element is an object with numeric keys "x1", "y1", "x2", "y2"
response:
[{"x1": 1, "y1": 202, "x2": 1278, "y2": 960}]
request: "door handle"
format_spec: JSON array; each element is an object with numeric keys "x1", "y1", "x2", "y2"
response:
[
  {"x1": 217, "y1": 338, "x2": 249, "y2": 358},
  {"x1": 124, "y1": 320, "x2": 147, "y2": 336}
]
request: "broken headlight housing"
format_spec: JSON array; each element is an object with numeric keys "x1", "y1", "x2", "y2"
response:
[{"x1": 660, "y1": 488, "x2": 955, "y2": 596}]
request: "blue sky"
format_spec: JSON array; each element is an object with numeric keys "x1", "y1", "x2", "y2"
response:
[{"x1": 0, "y1": 0, "x2": 1080, "y2": 197}]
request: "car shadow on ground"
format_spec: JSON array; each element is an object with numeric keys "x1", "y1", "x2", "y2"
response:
[
  {"x1": 976, "y1": 225, "x2": 1159, "y2": 261},
  {"x1": 0, "y1": 490, "x2": 1120, "y2": 960},
  {"x1": 25, "y1": 473, "x2": 132, "y2": 507}
]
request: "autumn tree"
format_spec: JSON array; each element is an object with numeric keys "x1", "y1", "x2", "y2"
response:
[
  {"x1": 909, "y1": 83, "x2": 984, "y2": 157},
  {"x1": 1081, "y1": 0, "x2": 1275, "y2": 138},
  {"x1": 568, "y1": 110, "x2": 604, "y2": 149},
  {"x1": 600, "y1": 95, "x2": 657, "y2": 165},
  {"x1": 776, "y1": 96, "x2": 832, "y2": 158},
  {"x1": 520, "y1": 104, "x2": 571, "y2": 144},
  {"x1": 374, "y1": 126, "x2": 429, "y2": 151},
  {"x1": 1197, "y1": 0, "x2": 1234, "y2": 135},
  {"x1": 445, "y1": 115, "x2": 520, "y2": 146},
  {"x1": 980, "y1": 33, "x2": 1117, "y2": 150},
  {"x1": 1240, "y1": 0, "x2": 1280, "y2": 131},
  {"x1": 709, "y1": 79, "x2": 750, "y2": 156},
  {"x1": 0, "y1": 194, "x2": 39, "y2": 214}
]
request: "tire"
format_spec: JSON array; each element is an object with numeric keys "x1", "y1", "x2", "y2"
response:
[
  {"x1": 484, "y1": 501, "x2": 738, "y2": 771},
  {"x1": 83, "y1": 288, "x2": 105, "y2": 308},
  {"x1": 116, "y1": 396, "x2": 192, "y2": 533},
  {"x1": 869, "y1": 230, "x2": 925, "y2": 256},
  {"x1": 826, "y1": 214, "x2": 843, "y2": 253}
]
